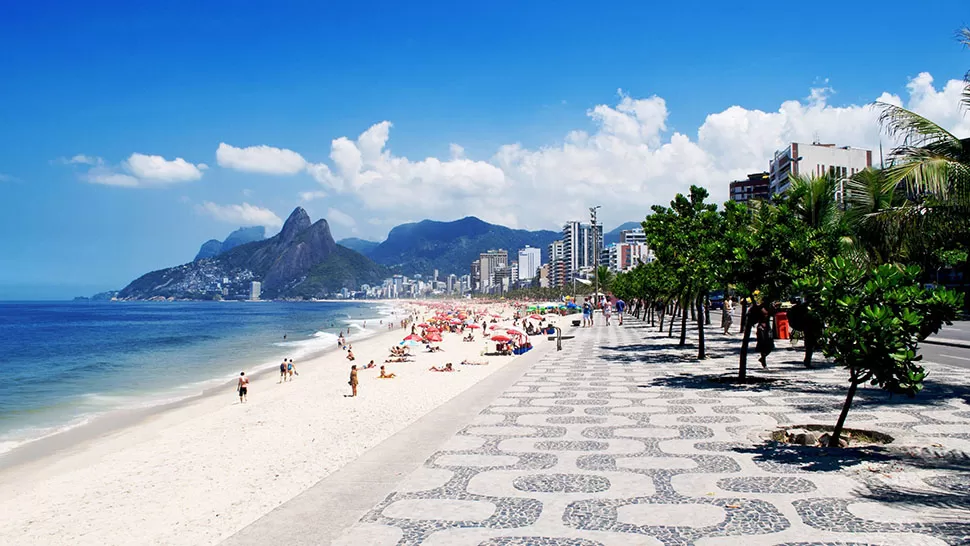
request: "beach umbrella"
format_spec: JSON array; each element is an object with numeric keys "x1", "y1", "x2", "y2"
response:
[
  {"x1": 529, "y1": 314, "x2": 543, "y2": 320},
  {"x1": 404, "y1": 333, "x2": 423, "y2": 341},
  {"x1": 466, "y1": 324, "x2": 481, "y2": 329},
  {"x1": 418, "y1": 323, "x2": 429, "y2": 328},
  {"x1": 399, "y1": 339, "x2": 421, "y2": 346},
  {"x1": 490, "y1": 335, "x2": 512, "y2": 342},
  {"x1": 506, "y1": 327, "x2": 527, "y2": 337},
  {"x1": 427, "y1": 333, "x2": 443, "y2": 342}
]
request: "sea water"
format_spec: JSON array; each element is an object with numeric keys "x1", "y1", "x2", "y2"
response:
[{"x1": 0, "y1": 300, "x2": 398, "y2": 455}]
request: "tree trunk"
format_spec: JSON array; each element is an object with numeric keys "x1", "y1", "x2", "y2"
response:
[
  {"x1": 739, "y1": 299, "x2": 748, "y2": 334},
  {"x1": 831, "y1": 377, "x2": 860, "y2": 447},
  {"x1": 697, "y1": 296, "x2": 706, "y2": 359},
  {"x1": 658, "y1": 304, "x2": 666, "y2": 332},
  {"x1": 679, "y1": 298, "x2": 688, "y2": 346},
  {"x1": 705, "y1": 296, "x2": 711, "y2": 325},
  {"x1": 668, "y1": 303, "x2": 676, "y2": 337},
  {"x1": 739, "y1": 315, "x2": 754, "y2": 380},
  {"x1": 690, "y1": 301, "x2": 696, "y2": 322}
]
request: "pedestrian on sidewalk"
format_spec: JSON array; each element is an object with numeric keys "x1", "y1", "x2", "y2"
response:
[
  {"x1": 603, "y1": 300, "x2": 612, "y2": 326},
  {"x1": 721, "y1": 298, "x2": 734, "y2": 335},
  {"x1": 616, "y1": 298, "x2": 625, "y2": 325}
]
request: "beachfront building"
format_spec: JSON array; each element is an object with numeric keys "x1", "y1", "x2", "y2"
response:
[
  {"x1": 563, "y1": 221, "x2": 603, "y2": 285},
  {"x1": 249, "y1": 281, "x2": 261, "y2": 301},
  {"x1": 538, "y1": 264, "x2": 550, "y2": 288},
  {"x1": 769, "y1": 142, "x2": 872, "y2": 196},
  {"x1": 619, "y1": 227, "x2": 646, "y2": 244},
  {"x1": 478, "y1": 249, "x2": 508, "y2": 293},
  {"x1": 604, "y1": 242, "x2": 653, "y2": 272},
  {"x1": 517, "y1": 246, "x2": 541, "y2": 282},
  {"x1": 729, "y1": 172, "x2": 770, "y2": 204},
  {"x1": 548, "y1": 239, "x2": 566, "y2": 287},
  {"x1": 446, "y1": 274, "x2": 457, "y2": 294},
  {"x1": 470, "y1": 261, "x2": 481, "y2": 292}
]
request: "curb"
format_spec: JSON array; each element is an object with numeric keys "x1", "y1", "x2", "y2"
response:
[{"x1": 923, "y1": 338, "x2": 970, "y2": 350}]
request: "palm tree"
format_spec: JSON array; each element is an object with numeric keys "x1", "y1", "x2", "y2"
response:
[
  {"x1": 874, "y1": 28, "x2": 970, "y2": 206},
  {"x1": 596, "y1": 265, "x2": 614, "y2": 295}
]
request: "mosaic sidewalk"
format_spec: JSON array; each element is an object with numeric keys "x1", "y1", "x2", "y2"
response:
[{"x1": 334, "y1": 315, "x2": 970, "y2": 546}]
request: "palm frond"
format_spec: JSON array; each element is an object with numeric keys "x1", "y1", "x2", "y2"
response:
[
  {"x1": 883, "y1": 150, "x2": 967, "y2": 198},
  {"x1": 875, "y1": 102, "x2": 959, "y2": 148}
]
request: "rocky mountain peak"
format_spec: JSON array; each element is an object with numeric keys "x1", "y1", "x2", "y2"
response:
[{"x1": 280, "y1": 207, "x2": 312, "y2": 243}]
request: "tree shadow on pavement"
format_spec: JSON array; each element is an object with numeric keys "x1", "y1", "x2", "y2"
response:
[
  {"x1": 858, "y1": 479, "x2": 970, "y2": 512},
  {"x1": 734, "y1": 442, "x2": 895, "y2": 472}
]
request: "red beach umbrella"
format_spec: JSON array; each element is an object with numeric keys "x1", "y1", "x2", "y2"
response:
[
  {"x1": 529, "y1": 314, "x2": 543, "y2": 320},
  {"x1": 404, "y1": 334, "x2": 423, "y2": 341},
  {"x1": 466, "y1": 324, "x2": 481, "y2": 329},
  {"x1": 427, "y1": 333, "x2": 443, "y2": 342},
  {"x1": 418, "y1": 323, "x2": 429, "y2": 328},
  {"x1": 490, "y1": 335, "x2": 512, "y2": 342}
]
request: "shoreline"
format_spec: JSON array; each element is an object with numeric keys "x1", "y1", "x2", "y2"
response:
[
  {"x1": 0, "y1": 301, "x2": 553, "y2": 546},
  {"x1": 0, "y1": 300, "x2": 406, "y2": 467}
]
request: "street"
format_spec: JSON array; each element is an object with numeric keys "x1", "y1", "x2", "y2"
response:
[{"x1": 922, "y1": 320, "x2": 970, "y2": 370}]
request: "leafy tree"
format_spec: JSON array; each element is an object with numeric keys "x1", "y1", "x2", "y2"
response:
[
  {"x1": 596, "y1": 265, "x2": 614, "y2": 295},
  {"x1": 795, "y1": 258, "x2": 962, "y2": 447},
  {"x1": 643, "y1": 186, "x2": 723, "y2": 358}
]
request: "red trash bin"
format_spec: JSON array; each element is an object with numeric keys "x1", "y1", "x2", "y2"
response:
[{"x1": 775, "y1": 311, "x2": 790, "y2": 340}]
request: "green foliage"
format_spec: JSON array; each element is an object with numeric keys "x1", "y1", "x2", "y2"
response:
[{"x1": 795, "y1": 258, "x2": 962, "y2": 444}]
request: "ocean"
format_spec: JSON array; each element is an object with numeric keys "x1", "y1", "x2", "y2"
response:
[{"x1": 0, "y1": 300, "x2": 398, "y2": 455}]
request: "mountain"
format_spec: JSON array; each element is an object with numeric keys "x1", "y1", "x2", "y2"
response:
[
  {"x1": 337, "y1": 237, "x2": 380, "y2": 256},
  {"x1": 604, "y1": 221, "x2": 642, "y2": 245},
  {"x1": 120, "y1": 208, "x2": 387, "y2": 300},
  {"x1": 368, "y1": 216, "x2": 560, "y2": 276},
  {"x1": 194, "y1": 226, "x2": 266, "y2": 260}
]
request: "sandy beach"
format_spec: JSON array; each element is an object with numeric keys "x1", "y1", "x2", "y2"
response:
[{"x1": 0, "y1": 301, "x2": 557, "y2": 545}]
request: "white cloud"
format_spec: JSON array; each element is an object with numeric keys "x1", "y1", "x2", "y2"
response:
[
  {"x1": 0, "y1": 173, "x2": 17, "y2": 183},
  {"x1": 299, "y1": 190, "x2": 328, "y2": 202},
  {"x1": 216, "y1": 143, "x2": 307, "y2": 175},
  {"x1": 124, "y1": 153, "x2": 205, "y2": 182},
  {"x1": 68, "y1": 154, "x2": 103, "y2": 166},
  {"x1": 197, "y1": 202, "x2": 283, "y2": 229},
  {"x1": 67, "y1": 152, "x2": 205, "y2": 188},
  {"x1": 83, "y1": 168, "x2": 141, "y2": 187},
  {"x1": 286, "y1": 73, "x2": 970, "y2": 236},
  {"x1": 325, "y1": 207, "x2": 356, "y2": 228}
]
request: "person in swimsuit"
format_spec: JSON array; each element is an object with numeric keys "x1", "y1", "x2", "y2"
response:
[
  {"x1": 279, "y1": 359, "x2": 288, "y2": 383},
  {"x1": 361, "y1": 359, "x2": 376, "y2": 370},
  {"x1": 349, "y1": 365, "x2": 358, "y2": 397},
  {"x1": 237, "y1": 372, "x2": 249, "y2": 403},
  {"x1": 429, "y1": 363, "x2": 457, "y2": 372},
  {"x1": 347, "y1": 349, "x2": 356, "y2": 361},
  {"x1": 287, "y1": 359, "x2": 297, "y2": 379},
  {"x1": 378, "y1": 365, "x2": 396, "y2": 378}
]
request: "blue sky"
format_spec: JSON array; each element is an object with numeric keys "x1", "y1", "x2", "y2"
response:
[{"x1": 1, "y1": 0, "x2": 969, "y2": 299}]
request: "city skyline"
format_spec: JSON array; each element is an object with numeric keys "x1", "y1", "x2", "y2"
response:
[{"x1": 3, "y1": 1, "x2": 970, "y2": 298}]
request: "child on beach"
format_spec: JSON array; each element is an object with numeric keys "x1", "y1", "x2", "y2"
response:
[
  {"x1": 237, "y1": 372, "x2": 249, "y2": 403},
  {"x1": 348, "y1": 365, "x2": 358, "y2": 397}
]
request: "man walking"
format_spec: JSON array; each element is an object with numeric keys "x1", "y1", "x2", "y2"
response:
[{"x1": 616, "y1": 298, "x2": 626, "y2": 325}]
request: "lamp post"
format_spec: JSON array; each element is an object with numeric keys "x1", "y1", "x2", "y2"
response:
[{"x1": 590, "y1": 205, "x2": 601, "y2": 306}]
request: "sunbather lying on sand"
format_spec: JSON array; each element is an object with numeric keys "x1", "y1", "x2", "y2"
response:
[
  {"x1": 361, "y1": 360, "x2": 376, "y2": 370},
  {"x1": 385, "y1": 357, "x2": 413, "y2": 363},
  {"x1": 460, "y1": 359, "x2": 489, "y2": 366},
  {"x1": 426, "y1": 345, "x2": 444, "y2": 353},
  {"x1": 429, "y1": 363, "x2": 457, "y2": 372}
]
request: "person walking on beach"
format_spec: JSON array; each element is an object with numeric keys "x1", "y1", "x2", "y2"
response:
[
  {"x1": 348, "y1": 365, "x2": 358, "y2": 397},
  {"x1": 287, "y1": 359, "x2": 297, "y2": 380},
  {"x1": 279, "y1": 359, "x2": 288, "y2": 383},
  {"x1": 237, "y1": 372, "x2": 249, "y2": 403}
]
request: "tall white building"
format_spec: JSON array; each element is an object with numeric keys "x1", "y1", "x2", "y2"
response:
[
  {"x1": 562, "y1": 221, "x2": 603, "y2": 284},
  {"x1": 250, "y1": 281, "x2": 261, "y2": 301},
  {"x1": 769, "y1": 142, "x2": 872, "y2": 196},
  {"x1": 517, "y1": 246, "x2": 541, "y2": 281},
  {"x1": 478, "y1": 249, "x2": 508, "y2": 292}
]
